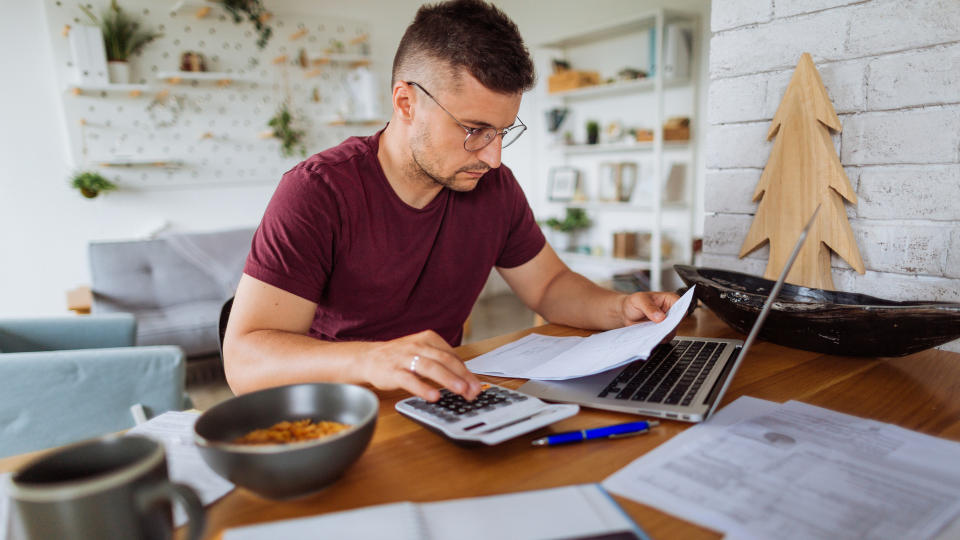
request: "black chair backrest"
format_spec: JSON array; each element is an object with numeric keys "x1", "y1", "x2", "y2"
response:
[{"x1": 217, "y1": 296, "x2": 234, "y2": 363}]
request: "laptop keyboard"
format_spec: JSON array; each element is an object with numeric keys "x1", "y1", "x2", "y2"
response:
[{"x1": 598, "y1": 340, "x2": 725, "y2": 407}]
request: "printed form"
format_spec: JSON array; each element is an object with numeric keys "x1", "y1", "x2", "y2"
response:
[
  {"x1": 603, "y1": 397, "x2": 960, "y2": 540},
  {"x1": 465, "y1": 286, "x2": 695, "y2": 380}
]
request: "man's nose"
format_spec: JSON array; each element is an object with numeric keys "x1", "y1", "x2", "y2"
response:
[{"x1": 475, "y1": 137, "x2": 502, "y2": 169}]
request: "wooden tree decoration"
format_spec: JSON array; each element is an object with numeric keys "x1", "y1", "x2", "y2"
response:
[{"x1": 739, "y1": 53, "x2": 865, "y2": 290}]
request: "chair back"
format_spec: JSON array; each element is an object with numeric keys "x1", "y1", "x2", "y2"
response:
[
  {"x1": 218, "y1": 296, "x2": 234, "y2": 363},
  {"x1": 0, "y1": 346, "x2": 185, "y2": 457}
]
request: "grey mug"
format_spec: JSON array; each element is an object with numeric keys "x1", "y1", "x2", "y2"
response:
[{"x1": 8, "y1": 435, "x2": 205, "y2": 540}]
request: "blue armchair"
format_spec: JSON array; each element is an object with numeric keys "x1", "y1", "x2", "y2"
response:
[{"x1": 0, "y1": 314, "x2": 187, "y2": 458}]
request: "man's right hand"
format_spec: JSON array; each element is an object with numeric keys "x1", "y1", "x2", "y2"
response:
[{"x1": 357, "y1": 330, "x2": 483, "y2": 402}]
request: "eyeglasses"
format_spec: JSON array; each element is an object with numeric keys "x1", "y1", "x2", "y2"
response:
[{"x1": 405, "y1": 81, "x2": 526, "y2": 152}]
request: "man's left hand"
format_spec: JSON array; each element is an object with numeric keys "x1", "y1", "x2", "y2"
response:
[{"x1": 620, "y1": 291, "x2": 681, "y2": 326}]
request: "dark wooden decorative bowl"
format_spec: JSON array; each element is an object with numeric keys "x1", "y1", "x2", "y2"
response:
[{"x1": 674, "y1": 265, "x2": 960, "y2": 357}]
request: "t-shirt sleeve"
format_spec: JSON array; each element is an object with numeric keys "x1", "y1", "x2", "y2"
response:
[
  {"x1": 244, "y1": 165, "x2": 338, "y2": 302},
  {"x1": 495, "y1": 169, "x2": 546, "y2": 269}
]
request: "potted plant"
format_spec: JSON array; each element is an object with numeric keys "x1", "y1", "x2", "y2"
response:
[
  {"x1": 70, "y1": 171, "x2": 118, "y2": 199},
  {"x1": 81, "y1": 0, "x2": 161, "y2": 84},
  {"x1": 544, "y1": 207, "x2": 592, "y2": 252},
  {"x1": 586, "y1": 120, "x2": 600, "y2": 145},
  {"x1": 221, "y1": 0, "x2": 273, "y2": 49},
  {"x1": 267, "y1": 103, "x2": 306, "y2": 157}
]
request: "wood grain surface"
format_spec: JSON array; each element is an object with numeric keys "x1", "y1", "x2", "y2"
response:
[
  {"x1": 739, "y1": 52, "x2": 865, "y2": 290},
  {"x1": 4, "y1": 307, "x2": 959, "y2": 540}
]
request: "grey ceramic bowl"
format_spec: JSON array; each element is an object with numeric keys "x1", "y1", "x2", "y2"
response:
[{"x1": 193, "y1": 383, "x2": 378, "y2": 499}]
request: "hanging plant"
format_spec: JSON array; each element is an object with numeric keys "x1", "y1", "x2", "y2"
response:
[
  {"x1": 70, "y1": 171, "x2": 118, "y2": 199},
  {"x1": 221, "y1": 0, "x2": 273, "y2": 49},
  {"x1": 267, "y1": 103, "x2": 306, "y2": 157}
]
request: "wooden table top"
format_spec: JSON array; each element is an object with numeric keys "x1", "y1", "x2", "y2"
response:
[{"x1": 5, "y1": 307, "x2": 960, "y2": 539}]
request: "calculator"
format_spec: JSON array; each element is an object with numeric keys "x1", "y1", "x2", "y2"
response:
[{"x1": 395, "y1": 383, "x2": 579, "y2": 446}]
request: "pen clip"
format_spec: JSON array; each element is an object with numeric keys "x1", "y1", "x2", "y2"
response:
[
  {"x1": 607, "y1": 428, "x2": 649, "y2": 439},
  {"x1": 606, "y1": 420, "x2": 658, "y2": 439}
]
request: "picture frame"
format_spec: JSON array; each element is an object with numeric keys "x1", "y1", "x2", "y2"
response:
[
  {"x1": 597, "y1": 162, "x2": 619, "y2": 202},
  {"x1": 548, "y1": 167, "x2": 579, "y2": 201}
]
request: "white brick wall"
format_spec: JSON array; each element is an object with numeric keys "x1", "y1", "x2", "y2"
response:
[{"x1": 705, "y1": 0, "x2": 960, "y2": 353}]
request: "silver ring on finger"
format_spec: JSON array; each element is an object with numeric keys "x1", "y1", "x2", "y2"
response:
[{"x1": 409, "y1": 355, "x2": 420, "y2": 375}]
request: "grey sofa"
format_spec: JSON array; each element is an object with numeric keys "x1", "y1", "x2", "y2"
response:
[
  {"x1": 89, "y1": 227, "x2": 255, "y2": 358},
  {"x1": 0, "y1": 314, "x2": 186, "y2": 457}
]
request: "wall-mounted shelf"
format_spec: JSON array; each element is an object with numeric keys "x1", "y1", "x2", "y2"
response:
[
  {"x1": 326, "y1": 118, "x2": 387, "y2": 126},
  {"x1": 306, "y1": 52, "x2": 371, "y2": 67},
  {"x1": 548, "y1": 77, "x2": 691, "y2": 100},
  {"x1": 67, "y1": 83, "x2": 155, "y2": 97},
  {"x1": 560, "y1": 251, "x2": 684, "y2": 270},
  {"x1": 556, "y1": 251, "x2": 685, "y2": 282},
  {"x1": 557, "y1": 141, "x2": 690, "y2": 155},
  {"x1": 563, "y1": 201, "x2": 689, "y2": 212},
  {"x1": 169, "y1": 0, "x2": 220, "y2": 16},
  {"x1": 91, "y1": 158, "x2": 183, "y2": 168},
  {"x1": 155, "y1": 71, "x2": 258, "y2": 85}
]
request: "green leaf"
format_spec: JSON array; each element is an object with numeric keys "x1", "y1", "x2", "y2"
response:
[{"x1": 81, "y1": 0, "x2": 160, "y2": 61}]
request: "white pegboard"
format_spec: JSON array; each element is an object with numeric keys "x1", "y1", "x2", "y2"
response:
[{"x1": 44, "y1": 0, "x2": 385, "y2": 189}]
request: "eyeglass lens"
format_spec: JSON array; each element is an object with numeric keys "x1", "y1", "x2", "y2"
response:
[{"x1": 464, "y1": 125, "x2": 525, "y2": 152}]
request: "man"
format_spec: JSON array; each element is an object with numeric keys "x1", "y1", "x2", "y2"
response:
[{"x1": 224, "y1": 0, "x2": 679, "y2": 402}]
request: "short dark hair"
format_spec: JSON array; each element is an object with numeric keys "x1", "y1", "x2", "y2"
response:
[{"x1": 392, "y1": 0, "x2": 535, "y2": 94}]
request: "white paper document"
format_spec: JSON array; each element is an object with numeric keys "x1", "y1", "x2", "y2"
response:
[
  {"x1": 224, "y1": 483, "x2": 647, "y2": 540},
  {"x1": 128, "y1": 411, "x2": 235, "y2": 526},
  {"x1": 466, "y1": 286, "x2": 695, "y2": 380},
  {"x1": 603, "y1": 397, "x2": 960, "y2": 540}
]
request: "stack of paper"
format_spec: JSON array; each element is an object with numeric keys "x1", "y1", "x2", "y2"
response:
[
  {"x1": 603, "y1": 397, "x2": 960, "y2": 540},
  {"x1": 466, "y1": 287, "x2": 695, "y2": 380}
]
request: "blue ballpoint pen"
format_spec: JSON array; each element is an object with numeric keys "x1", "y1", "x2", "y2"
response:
[{"x1": 531, "y1": 420, "x2": 659, "y2": 447}]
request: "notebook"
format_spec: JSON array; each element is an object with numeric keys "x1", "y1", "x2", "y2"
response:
[
  {"x1": 519, "y1": 207, "x2": 821, "y2": 423},
  {"x1": 222, "y1": 484, "x2": 648, "y2": 540}
]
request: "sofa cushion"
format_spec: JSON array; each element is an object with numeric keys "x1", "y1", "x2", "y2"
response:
[
  {"x1": 90, "y1": 230, "x2": 252, "y2": 311},
  {"x1": 89, "y1": 228, "x2": 254, "y2": 358}
]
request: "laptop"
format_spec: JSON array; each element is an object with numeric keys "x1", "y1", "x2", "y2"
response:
[{"x1": 519, "y1": 206, "x2": 821, "y2": 423}]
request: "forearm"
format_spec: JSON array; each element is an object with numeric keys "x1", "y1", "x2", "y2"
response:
[
  {"x1": 224, "y1": 329, "x2": 373, "y2": 395},
  {"x1": 535, "y1": 269, "x2": 626, "y2": 330}
]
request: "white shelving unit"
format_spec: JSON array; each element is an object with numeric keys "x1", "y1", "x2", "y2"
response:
[{"x1": 537, "y1": 8, "x2": 700, "y2": 291}]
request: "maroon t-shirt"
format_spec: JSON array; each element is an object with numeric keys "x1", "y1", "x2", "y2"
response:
[{"x1": 244, "y1": 130, "x2": 545, "y2": 346}]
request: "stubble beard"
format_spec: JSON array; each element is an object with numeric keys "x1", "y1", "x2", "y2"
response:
[{"x1": 409, "y1": 128, "x2": 490, "y2": 192}]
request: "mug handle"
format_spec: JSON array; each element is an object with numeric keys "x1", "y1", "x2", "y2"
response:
[{"x1": 137, "y1": 481, "x2": 206, "y2": 540}]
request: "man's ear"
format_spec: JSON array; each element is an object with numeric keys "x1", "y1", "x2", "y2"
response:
[{"x1": 392, "y1": 81, "x2": 415, "y2": 122}]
